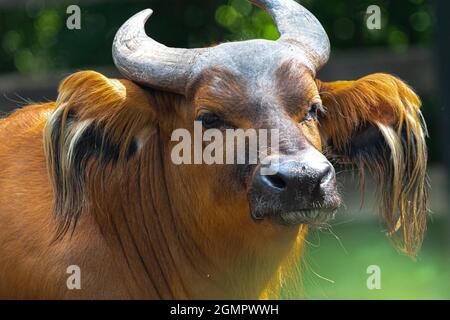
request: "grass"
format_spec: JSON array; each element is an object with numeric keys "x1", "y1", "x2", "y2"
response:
[{"x1": 285, "y1": 218, "x2": 450, "y2": 299}]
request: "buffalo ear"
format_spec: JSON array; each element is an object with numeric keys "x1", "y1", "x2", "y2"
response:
[
  {"x1": 44, "y1": 71, "x2": 155, "y2": 238},
  {"x1": 316, "y1": 73, "x2": 429, "y2": 257}
]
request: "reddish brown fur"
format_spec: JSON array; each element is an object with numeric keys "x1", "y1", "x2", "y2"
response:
[
  {"x1": 0, "y1": 103, "x2": 130, "y2": 298},
  {"x1": 0, "y1": 71, "x2": 308, "y2": 299},
  {"x1": 0, "y1": 69, "x2": 428, "y2": 299}
]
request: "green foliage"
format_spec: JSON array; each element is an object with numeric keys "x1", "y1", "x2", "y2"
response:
[
  {"x1": 0, "y1": 0, "x2": 434, "y2": 74},
  {"x1": 215, "y1": 0, "x2": 279, "y2": 40},
  {"x1": 216, "y1": 0, "x2": 434, "y2": 52},
  {"x1": 0, "y1": 0, "x2": 222, "y2": 74}
]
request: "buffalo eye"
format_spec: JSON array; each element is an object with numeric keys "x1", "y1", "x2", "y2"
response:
[
  {"x1": 304, "y1": 102, "x2": 324, "y2": 121},
  {"x1": 196, "y1": 112, "x2": 225, "y2": 129}
]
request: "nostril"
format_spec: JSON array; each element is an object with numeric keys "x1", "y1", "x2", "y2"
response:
[
  {"x1": 318, "y1": 164, "x2": 334, "y2": 186},
  {"x1": 262, "y1": 173, "x2": 287, "y2": 190}
]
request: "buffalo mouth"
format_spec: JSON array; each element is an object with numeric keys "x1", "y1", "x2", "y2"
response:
[
  {"x1": 276, "y1": 207, "x2": 338, "y2": 227},
  {"x1": 251, "y1": 206, "x2": 338, "y2": 228}
]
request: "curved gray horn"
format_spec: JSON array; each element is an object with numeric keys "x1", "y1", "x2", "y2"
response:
[
  {"x1": 112, "y1": 9, "x2": 206, "y2": 95},
  {"x1": 113, "y1": 1, "x2": 329, "y2": 94},
  {"x1": 250, "y1": 0, "x2": 330, "y2": 70}
]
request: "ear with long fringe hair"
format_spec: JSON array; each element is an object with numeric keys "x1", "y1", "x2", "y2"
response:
[
  {"x1": 316, "y1": 73, "x2": 429, "y2": 257},
  {"x1": 44, "y1": 70, "x2": 155, "y2": 239}
]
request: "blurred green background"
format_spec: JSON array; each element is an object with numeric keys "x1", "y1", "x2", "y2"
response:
[{"x1": 0, "y1": 0, "x2": 449, "y2": 299}]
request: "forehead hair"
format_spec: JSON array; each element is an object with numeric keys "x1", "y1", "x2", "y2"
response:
[{"x1": 190, "y1": 60, "x2": 318, "y2": 119}]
